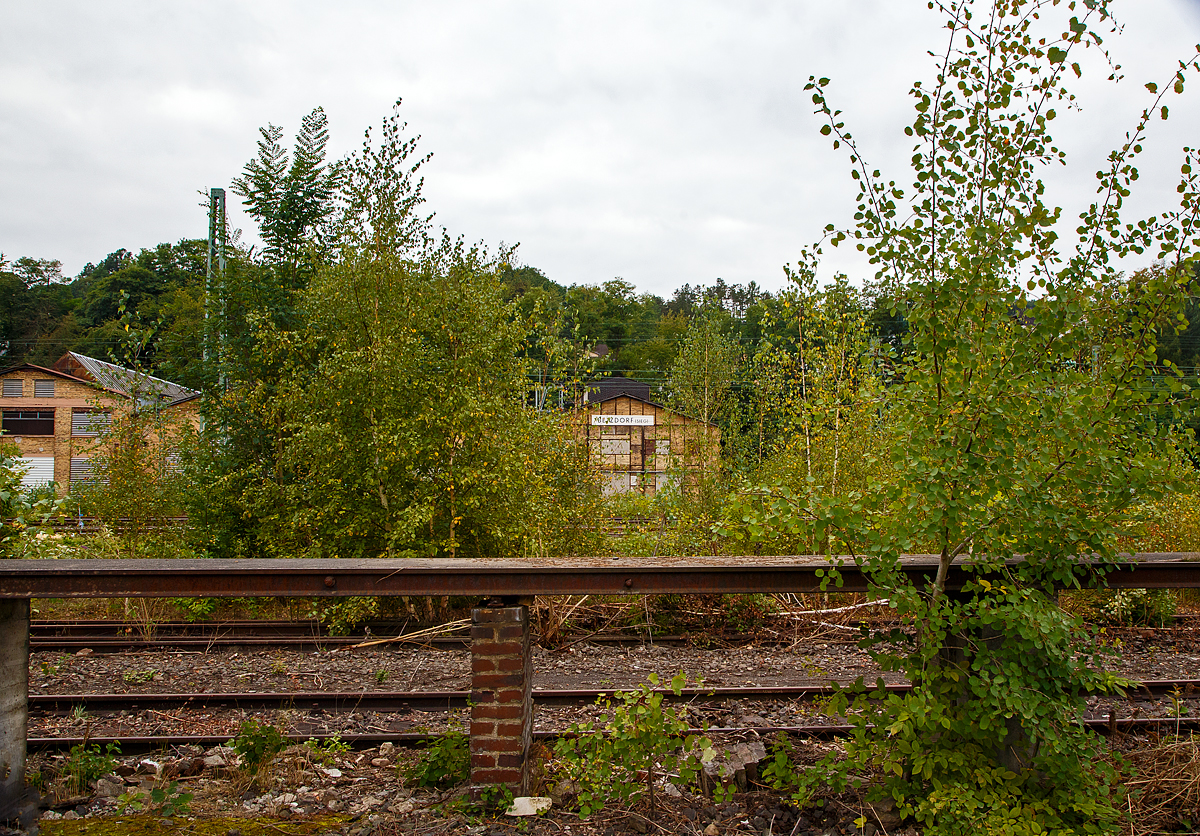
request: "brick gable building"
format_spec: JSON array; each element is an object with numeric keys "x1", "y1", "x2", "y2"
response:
[{"x1": 0, "y1": 353, "x2": 199, "y2": 492}]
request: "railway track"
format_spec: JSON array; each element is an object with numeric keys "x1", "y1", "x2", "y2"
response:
[
  {"x1": 28, "y1": 619, "x2": 708, "y2": 651},
  {"x1": 29, "y1": 717, "x2": 1200, "y2": 755},
  {"x1": 26, "y1": 618, "x2": 1200, "y2": 755},
  {"x1": 30, "y1": 615, "x2": 1200, "y2": 652},
  {"x1": 27, "y1": 679, "x2": 1200, "y2": 714}
]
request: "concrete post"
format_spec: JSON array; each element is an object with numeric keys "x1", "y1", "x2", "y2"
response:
[
  {"x1": 469, "y1": 604, "x2": 533, "y2": 799},
  {"x1": 0, "y1": 598, "x2": 36, "y2": 829}
]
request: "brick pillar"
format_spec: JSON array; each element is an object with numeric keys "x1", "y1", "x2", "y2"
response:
[{"x1": 470, "y1": 604, "x2": 533, "y2": 798}]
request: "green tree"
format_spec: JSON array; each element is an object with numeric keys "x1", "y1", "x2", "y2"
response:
[
  {"x1": 218, "y1": 102, "x2": 597, "y2": 562},
  {"x1": 738, "y1": 273, "x2": 889, "y2": 550},
  {"x1": 73, "y1": 408, "x2": 189, "y2": 555},
  {"x1": 669, "y1": 313, "x2": 740, "y2": 438},
  {"x1": 231, "y1": 106, "x2": 341, "y2": 285},
  {"x1": 731, "y1": 1, "x2": 1200, "y2": 831}
]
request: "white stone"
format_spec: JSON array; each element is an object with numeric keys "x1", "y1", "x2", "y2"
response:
[
  {"x1": 321, "y1": 767, "x2": 342, "y2": 778},
  {"x1": 379, "y1": 742, "x2": 395, "y2": 755},
  {"x1": 505, "y1": 796, "x2": 553, "y2": 817},
  {"x1": 203, "y1": 755, "x2": 226, "y2": 768},
  {"x1": 94, "y1": 778, "x2": 123, "y2": 798}
]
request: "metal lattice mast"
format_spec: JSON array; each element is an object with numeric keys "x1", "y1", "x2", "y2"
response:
[{"x1": 205, "y1": 187, "x2": 226, "y2": 382}]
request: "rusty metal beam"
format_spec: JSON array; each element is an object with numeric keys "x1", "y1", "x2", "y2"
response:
[{"x1": 0, "y1": 554, "x2": 1197, "y2": 599}]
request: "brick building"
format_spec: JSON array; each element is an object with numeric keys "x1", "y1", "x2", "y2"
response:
[
  {"x1": 576, "y1": 377, "x2": 719, "y2": 496},
  {"x1": 0, "y1": 352, "x2": 200, "y2": 492}
]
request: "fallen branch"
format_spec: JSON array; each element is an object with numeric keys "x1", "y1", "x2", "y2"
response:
[{"x1": 344, "y1": 618, "x2": 470, "y2": 650}]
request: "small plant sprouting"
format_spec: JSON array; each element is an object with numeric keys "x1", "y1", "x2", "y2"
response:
[
  {"x1": 61, "y1": 742, "x2": 121, "y2": 796},
  {"x1": 117, "y1": 781, "x2": 193, "y2": 817},
  {"x1": 270, "y1": 659, "x2": 289, "y2": 676},
  {"x1": 375, "y1": 668, "x2": 389, "y2": 685},
  {"x1": 476, "y1": 784, "x2": 515, "y2": 814},
  {"x1": 402, "y1": 729, "x2": 470, "y2": 789},
  {"x1": 121, "y1": 670, "x2": 155, "y2": 685},
  {"x1": 230, "y1": 719, "x2": 288, "y2": 774},
  {"x1": 304, "y1": 733, "x2": 350, "y2": 764}
]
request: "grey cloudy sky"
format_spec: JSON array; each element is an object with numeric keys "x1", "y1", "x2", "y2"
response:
[{"x1": 2, "y1": 1, "x2": 1199, "y2": 297}]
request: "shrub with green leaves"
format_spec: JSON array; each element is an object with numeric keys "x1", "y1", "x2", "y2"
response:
[
  {"x1": 402, "y1": 730, "x2": 469, "y2": 789},
  {"x1": 61, "y1": 742, "x2": 121, "y2": 796},
  {"x1": 117, "y1": 781, "x2": 193, "y2": 817},
  {"x1": 553, "y1": 672, "x2": 714, "y2": 816},
  {"x1": 1100, "y1": 588, "x2": 1176, "y2": 627},
  {"x1": 724, "y1": 0, "x2": 1200, "y2": 832},
  {"x1": 230, "y1": 719, "x2": 288, "y2": 773}
]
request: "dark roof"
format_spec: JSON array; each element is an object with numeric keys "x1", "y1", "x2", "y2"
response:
[
  {"x1": 586, "y1": 376, "x2": 651, "y2": 403},
  {"x1": 581, "y1": 390, "x2": 718, "y2": 428}
]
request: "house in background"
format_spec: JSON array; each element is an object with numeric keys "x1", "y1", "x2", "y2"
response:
[
  {"x1": 0, "y1": 352, "x2": 200, "y2": 492},
  {"x1": 575, "y1": 376, "x2": 719, "y2": 496}
]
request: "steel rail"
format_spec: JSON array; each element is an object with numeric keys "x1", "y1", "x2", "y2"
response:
[
  {"x1": 27, "y1": 622, "x2": 700, "y2": 652},
  {"x1": 27, "y1": 717, "x2": 1200, "y2": 755},
  {"x1": 4, "y1": 554, "x2": 1200, "y2": 599},
  {"x1": 28, "y1": 679, "x2": 1200, "y2": 713}
]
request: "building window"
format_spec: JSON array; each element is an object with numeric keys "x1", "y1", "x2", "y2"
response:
[
  {"x1": 33, "y1": 380, "x2": 55, "y2": 398},
  {"x1": 2, "y1": 379, "x2": 22, "y2": 398},
  {"x1": 72, "y1": 410, "x2": 111, "y2": 437},
  {"x1": 18, "y1": 456, "x2": 54, "y2": 488},
  {"x1": 2, "y1": 410, "x2": 54, "y2": 436},
  {"x1": 656, "y1": 439, "x2": 671, "y2": 455}
]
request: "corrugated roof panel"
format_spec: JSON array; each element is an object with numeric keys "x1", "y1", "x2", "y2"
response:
[{"x1": 62, "y1": 353, "x2": 199, "y2": 406}]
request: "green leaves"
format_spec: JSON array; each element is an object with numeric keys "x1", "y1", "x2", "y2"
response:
[{"x1": 553, "y1": 673, "x2": 713, "y2": 816}]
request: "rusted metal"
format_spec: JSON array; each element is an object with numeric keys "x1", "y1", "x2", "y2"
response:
[
  {"x1": 28, "y1": 679, "x2": 1199, "y2": 715},
  {"x1": 26, "y1": 715, "x2": 1200, "y2": 756},
  {"x1": 2, "y1": 553, "x2": 1198, "y2": 599}
]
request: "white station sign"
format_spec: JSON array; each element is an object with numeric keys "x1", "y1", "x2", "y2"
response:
[{"x1": 591, "y1": 414, "x2": 655, "y2": 426}]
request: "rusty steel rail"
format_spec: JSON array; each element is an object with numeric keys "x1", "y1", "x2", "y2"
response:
[
  {"x1": 1, "y1": 553, "x2": 1199, "y2": 599},
  {"x1": 27, "y1": 716, "x2": 1200, "y2": 756},
  {"x1": 27, "y1": 679, "x2": 1200, "y2": 714}
]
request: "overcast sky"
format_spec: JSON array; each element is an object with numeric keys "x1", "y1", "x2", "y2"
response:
[{"x1": 2, "y1": 1, "x2": 1199, "y2": 298}]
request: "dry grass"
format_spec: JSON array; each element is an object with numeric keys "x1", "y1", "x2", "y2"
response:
[{"x1": 1121, "y1": 734, "x2": 1200, "y2": 835}]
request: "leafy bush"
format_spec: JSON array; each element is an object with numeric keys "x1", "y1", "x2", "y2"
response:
[
  {"x1": 553, "y1": 672, "x2": 714, "y2": 816},
  {"x1": 230, "y1": 719, "x2": 288, "y2": 773},
  {"x1": 117, "y1": 781, "x2": 194, "y2": 817},
  {"x1": 1100, "y1": 588, "x2": 1176, "y2": 627},
  {"x1": 61, "y1": 742, "x2": 121, "y2": 796},
  {"x1": 309, "y1": 596, "x2": 379, "y2": 635},
  {"x1": 402, "y1": 730, "x2": 470, "y2": 789}
]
